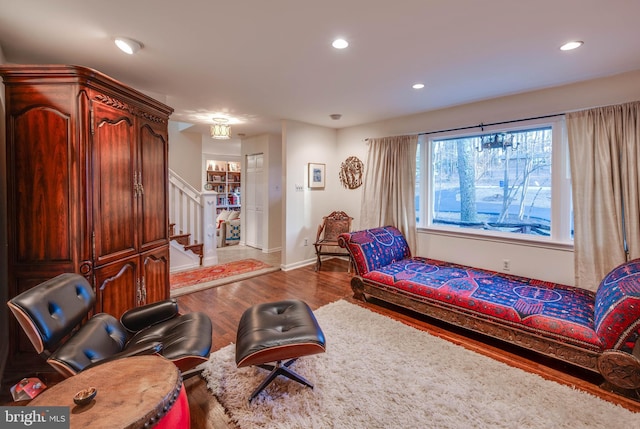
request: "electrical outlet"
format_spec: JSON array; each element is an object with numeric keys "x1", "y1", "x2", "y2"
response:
[
  {"x1": 304, "y1": 238, "x2": 308, "y2": 246},
  {"x1": 502, "y1": 259, "x2": 511, "y2": 271}
]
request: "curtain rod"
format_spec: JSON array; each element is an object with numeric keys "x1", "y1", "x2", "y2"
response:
[
  {"x1": 418, "y1": 112, "x2": 565, "y2": 136},
  {"x1": 364, "y1": 112, "x2": 565, "y2": 141}
]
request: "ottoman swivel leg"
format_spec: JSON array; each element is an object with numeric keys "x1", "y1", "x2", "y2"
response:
[
  {"x1": 235, "y1": 300, "x2": 326, "y2": 402},
  {"x1": 249, "y1": 358, "x2": 314, "y2": 402}
]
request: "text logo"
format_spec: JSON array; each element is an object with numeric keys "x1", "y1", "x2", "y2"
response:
[{"x1": 0, "y1": 407, "x2": 69, "y2": 428}]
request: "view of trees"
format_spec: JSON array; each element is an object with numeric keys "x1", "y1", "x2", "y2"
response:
[{"x1": 430, "y1": 127, "x2": 553, "y2": 236}]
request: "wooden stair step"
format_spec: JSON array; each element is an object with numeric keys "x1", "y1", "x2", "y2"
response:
[
  {"x1": 185, "y1": 243, "x2": 204, "y2": 265},
  {"x1": 169, "y1": 224, "x2": 203, "y2": 265},
  {"x1": 184, "y1": 243, "x2": 203, "y2": 255},
  {"x1": 170, "y1": 233, "x2": 190, "y2": 246}
]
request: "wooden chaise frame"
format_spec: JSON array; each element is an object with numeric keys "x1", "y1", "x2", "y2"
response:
[{"x1": 349, "y1": 276, "x2": 640, "y2": 395}]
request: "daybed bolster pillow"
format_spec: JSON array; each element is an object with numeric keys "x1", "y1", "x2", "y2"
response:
[
  {"x1": 339, "y1": 226, "x2": 411, "y2": 276},
  {"x1": 594, "y1": 258, "x2": 640, "y2": 352}
]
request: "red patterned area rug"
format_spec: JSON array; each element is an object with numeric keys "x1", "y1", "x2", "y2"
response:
[{"x1": 170, "y1": 259, "x2": 279, "y2": 297}]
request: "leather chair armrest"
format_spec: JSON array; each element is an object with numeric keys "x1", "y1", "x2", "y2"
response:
[
  {"x1": 120, "y1": 299, "x2": 179, "y2": 333},
  {"x1": 83, "y1": 341, "x2": 164, "y2": 371}
]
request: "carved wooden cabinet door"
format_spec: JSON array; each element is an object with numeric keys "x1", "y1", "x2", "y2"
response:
[
  {"x1": 2, "y1": 79, "x2": 91, "y2": 354},
  {"x1": 94, "y1": 248, "x2": 169, "y2": 318},
  {"x1": 94, "y1": 255, "x2": 139, "y2": 318},
  {"x1": 91, "y1": 100, "x2": 137, "y2": 266},
  {"x1": 141, "y1": 246, "x2": 170, "y2": 306},
  {"x1": 138, "y1": 117, "x2": 169, "y2": 253}
]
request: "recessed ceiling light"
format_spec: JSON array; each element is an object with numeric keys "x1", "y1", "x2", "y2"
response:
[
  {"x1": 115, "y1": 37, "x2": 142, "y2": 55},
  {"x1": 412, "y1": 83, "x2": 425, "y2": 90},
  {"x1": 560, "y1": 41, "x2": 583, "y2": 51},
  {"x1": 332, "y1": 38, "x2": 349, "y2": 49}
]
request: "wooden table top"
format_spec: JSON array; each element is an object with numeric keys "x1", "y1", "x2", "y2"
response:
[{"x1": 30, "y1": 355, "x2": 182, "y2": 429}]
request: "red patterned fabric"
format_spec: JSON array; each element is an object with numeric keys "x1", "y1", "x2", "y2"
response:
[
  {"x1": 594, "y1": 259, "x2": 640, "y2": 351},
  {"x1": 338, "y1": 226, "x2": 410, "y2": 276},
  {"x1": 363, "y1": 257, "x2": 601, "y2": 350}
]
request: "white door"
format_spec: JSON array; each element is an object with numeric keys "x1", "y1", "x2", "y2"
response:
[{"x1": 245, "y1": 153, "x2": 264, "y2": 249}]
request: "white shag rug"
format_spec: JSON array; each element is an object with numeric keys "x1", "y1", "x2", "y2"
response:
[{"x1": 201, "y1": 300, "x2": 639, "y2": 428}]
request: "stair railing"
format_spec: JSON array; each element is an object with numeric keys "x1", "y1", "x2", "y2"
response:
[{"x1": 169, "y1": 169, "x2": 203, "y2": 245}]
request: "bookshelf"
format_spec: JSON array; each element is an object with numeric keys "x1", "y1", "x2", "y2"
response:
[{"x1": 205, "y1": 160, "x2": 241, "y2": 213}]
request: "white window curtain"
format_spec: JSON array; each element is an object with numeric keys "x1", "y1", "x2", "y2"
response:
[
  {"x1": 566, "y1": 101, "x2": 640, "y2": 290},
  {"x1": 360, "y1": 135, "x2": 418, "y2": 251}
]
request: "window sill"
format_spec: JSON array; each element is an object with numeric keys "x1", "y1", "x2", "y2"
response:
[{"x1": 417, "y1": 226, "x2": 574, "y2": 252}]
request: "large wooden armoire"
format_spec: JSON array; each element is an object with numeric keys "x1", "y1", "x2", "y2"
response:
[{"x1": 0, "y1": 65, "x2": 174, "y2": 361}]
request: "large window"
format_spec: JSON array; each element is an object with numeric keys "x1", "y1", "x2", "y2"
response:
[{"x1": 416, "y1": 119, "x2": 572, "y2": 243}]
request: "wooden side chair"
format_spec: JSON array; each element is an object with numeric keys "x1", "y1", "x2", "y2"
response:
[{"x1": 313, "y1": 210, "x2": 353, "y2": 271}]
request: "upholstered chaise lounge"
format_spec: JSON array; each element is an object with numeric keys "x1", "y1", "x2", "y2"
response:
[{"x1": 339, "y1": 226, "x2": 640, "y2": 394}]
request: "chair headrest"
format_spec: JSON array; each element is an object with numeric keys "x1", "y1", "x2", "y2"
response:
[{"x1": 8, "y1": 273, "x2": 95, "y2": 353}]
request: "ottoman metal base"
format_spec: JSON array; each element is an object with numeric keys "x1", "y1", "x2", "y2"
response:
[{"x1": 249, "y1": 358, "x2": 313, "y2": 402}]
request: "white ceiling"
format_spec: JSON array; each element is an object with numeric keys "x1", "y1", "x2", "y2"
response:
[{"x1": 1, "y1": 0, "x2": 640, "y2": 138}]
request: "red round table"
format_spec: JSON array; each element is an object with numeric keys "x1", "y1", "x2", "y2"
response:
[{"x1": 30, "y1": 355, "x2": 190, "y2": 429}]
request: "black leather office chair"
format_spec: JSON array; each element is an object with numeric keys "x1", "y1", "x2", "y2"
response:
[{"x1": 8, "y1": 273, "x2": 212, "y2": 378}]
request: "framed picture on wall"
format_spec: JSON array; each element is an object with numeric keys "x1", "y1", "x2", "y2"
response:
[{"x1": 308, "y1": 163, "x2": 325, "y2": 189}]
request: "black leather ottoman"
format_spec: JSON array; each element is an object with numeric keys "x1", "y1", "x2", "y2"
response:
[{"x1": 235, "y1": 299, "x2": 326, "y2": 402}]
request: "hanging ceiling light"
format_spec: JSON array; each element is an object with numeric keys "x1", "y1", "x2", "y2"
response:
[{"x1": 210, "y1": 118, "x2": 231, "y2": 139}]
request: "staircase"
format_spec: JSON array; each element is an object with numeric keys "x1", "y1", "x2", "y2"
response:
[
  {"x1": 169, "y1": 170, "x2": 211, "y2": 272},
  {"x1": 169, "y1": 223, "x2": 203, "y2": 266}
]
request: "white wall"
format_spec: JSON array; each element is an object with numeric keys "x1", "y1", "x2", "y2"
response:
[
  {"x1": 336, "y1": 69, "x2": 640, "y2": 289},
  {"x1": 282, "y1": 120, "x2": 344, "y2": 269},
  {"x1": 168, "y1": 121, "x2": 204, "y2": 189},
  {"x1": 202, "y1": 136, "x2": 241, "y2": 157},
  {"x1": 266, "y1": 134, "x2": 283, "y2": 252}
]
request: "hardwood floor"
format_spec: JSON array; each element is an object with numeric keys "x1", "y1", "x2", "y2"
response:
[
  {"x1": 177, "y1": 258, "x2": 351, "y2": 356},
  {"x1": 180, "y1": 258, "x2": 353, "y2": 428},
  {"x1": 181, "y1": 258, "x2": 640, "y2": 428}
]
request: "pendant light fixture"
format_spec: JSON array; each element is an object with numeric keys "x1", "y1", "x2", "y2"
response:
[{"x1": 210, "y1": 118, "x2": 231, "y2": 139}]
